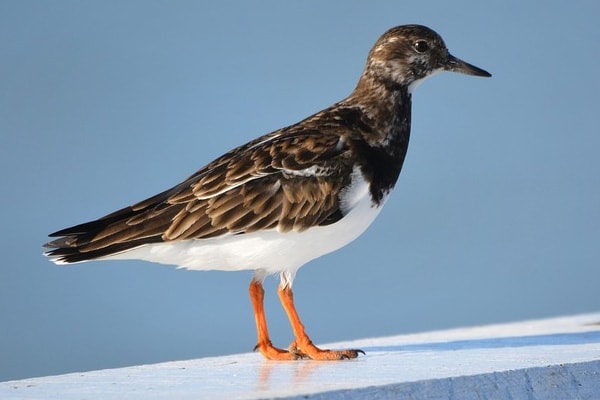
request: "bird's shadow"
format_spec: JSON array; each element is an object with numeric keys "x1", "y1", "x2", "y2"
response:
[{"x1": 360, "y1": 330, "x2": 600, "y2": 354}]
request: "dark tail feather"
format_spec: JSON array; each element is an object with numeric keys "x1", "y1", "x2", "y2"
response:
[
  {"x1": 44, "y1": 203, "x2": 172, "y2": 264},
  {"x1": 44, "y1": 238, "x2": 154, "y2": 264}
]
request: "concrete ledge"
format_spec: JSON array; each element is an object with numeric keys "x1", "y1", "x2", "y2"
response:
[
  {"x1": 2, "y1": 313, "x2": 599, "y2": 399},
  {"x1": 290, "y1": 360, "x2": 600, "y2": 400}
]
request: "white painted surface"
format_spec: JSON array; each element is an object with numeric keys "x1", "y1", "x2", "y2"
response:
[{"x1": 2, "y1": 313, "x2": 599, "y2": 399}]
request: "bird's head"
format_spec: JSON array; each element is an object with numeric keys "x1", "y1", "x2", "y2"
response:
[{"x1": 363, "y1": 25, "x2": 491, "y2": 92}]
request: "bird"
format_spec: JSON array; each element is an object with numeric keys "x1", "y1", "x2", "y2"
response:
[{"x1": 45, "y1": 25, "x2": 491, "y2": 361}]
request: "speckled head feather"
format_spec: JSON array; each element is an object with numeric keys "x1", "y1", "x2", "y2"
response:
[{"x1": 359, "y1": 25, "x2": 490, "y2": 92}]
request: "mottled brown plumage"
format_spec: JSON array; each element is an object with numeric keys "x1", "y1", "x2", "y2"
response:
[
  {"x1": 45, "y1": 25, "x2": 490, "y2": 360},
  {"x1": 46, "y1": 129, "x2": 356, "y2": 262}
]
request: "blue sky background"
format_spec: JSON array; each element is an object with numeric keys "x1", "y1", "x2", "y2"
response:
[{"x1": 1, "y1": 1, "x2": 598, "y2": 381}]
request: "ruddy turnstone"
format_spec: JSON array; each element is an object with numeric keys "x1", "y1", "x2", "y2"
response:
[{"x1": 45, "y1": 25, "x2": 491, "y2": 360}]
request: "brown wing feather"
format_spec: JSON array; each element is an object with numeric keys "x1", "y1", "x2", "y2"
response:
[{"x1": 164, "y1": 176, "x2": 344, "y2": 241}]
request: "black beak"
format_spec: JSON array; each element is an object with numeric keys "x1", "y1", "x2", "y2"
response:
[{"x1": 444, "y1": 54, "x2": 491, "y2": 77}]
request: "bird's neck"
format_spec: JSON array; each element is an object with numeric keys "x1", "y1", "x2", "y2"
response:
[
  {"x1": 340, "y1": 76, "x2": 413, "y2": 205},
  {"x1": 346, "y1": 75, "x2": 412, "y2": 155}
]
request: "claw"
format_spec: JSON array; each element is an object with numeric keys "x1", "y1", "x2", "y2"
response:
[{"x1": 339, "y1": 349, "x2": 365, "y2": 360}]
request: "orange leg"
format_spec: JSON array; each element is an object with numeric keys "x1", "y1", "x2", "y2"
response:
[
  {"x1": 277, "y1": 284, "x2": 364, "y2": 360},
  {"x1": 249, "y1": 280, "x2": 298, "y2": 360}
]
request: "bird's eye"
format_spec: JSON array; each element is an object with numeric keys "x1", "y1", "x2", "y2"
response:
[{"x1": 414, "y1": 40, "x2": 429, "y2": 53}]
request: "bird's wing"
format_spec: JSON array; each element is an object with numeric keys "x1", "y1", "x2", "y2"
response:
[{"x1": 45, "y1": 130, "x2": 353, "y2": 262}]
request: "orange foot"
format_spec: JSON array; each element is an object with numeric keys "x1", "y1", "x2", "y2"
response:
[
  {"x1": 249, "y1": 280, "x2": 365, "y2": 361},
  {"x1": 254, "y1": 340, "x2": 300, "y2": 361},
  {"x1": 289, "y1": 340, "x2": 365, "y2": 360}
]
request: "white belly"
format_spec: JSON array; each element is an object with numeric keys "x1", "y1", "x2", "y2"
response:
[{"x1": 104, "y1": 171, "x2": 387, "y2": 283}]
